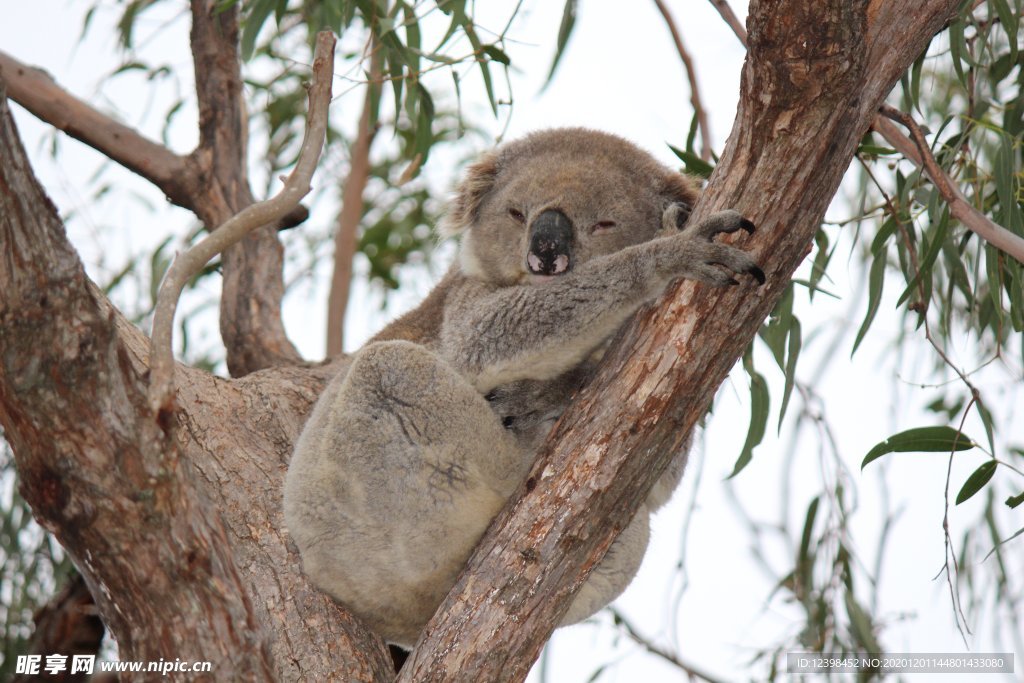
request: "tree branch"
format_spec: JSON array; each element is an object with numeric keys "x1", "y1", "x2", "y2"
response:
[
  {"x1": 0, "y1": 50, "x2": 194, "y2": 207},
  {"x1": 398, "y1": 1, "x2": 961, "y2": 679},
  {"x1": 607, "y1": 608, "x2": 729, "y2": 683},
  {"x1": 148, "y1": 31, "x2": 336, "y2": 413},
  {"x1": 0, "y1": 51, "x2": 310, "y2": 233},
  {"x1": 653, "y1": 0, "x2": 713, "y2": 161},
  {"x1": 326, "y1": 49, "x2": 381, "y2": 357},
  {"x1": 188, "y1": 0, "x2": 302, "y2": 375},
  {"x1": 706, "y1": 0, "x2": 748, "y2": 46},
  {"x1": 875, "y1": 106, "x2": 1024, "y2": 264}
]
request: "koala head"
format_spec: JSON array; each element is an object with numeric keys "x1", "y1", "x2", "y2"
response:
[{"x1": 440, "y1": 128, "x2": 700, "y2": 286}]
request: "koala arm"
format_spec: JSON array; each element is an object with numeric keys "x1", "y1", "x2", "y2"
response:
[{"x1": 442, "y1": 209, "x2": 764, "y2": 391}]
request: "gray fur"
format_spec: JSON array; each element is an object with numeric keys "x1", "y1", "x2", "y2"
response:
[{"x1": 284, "y1": 128, "x2": 762, "y2": 648}]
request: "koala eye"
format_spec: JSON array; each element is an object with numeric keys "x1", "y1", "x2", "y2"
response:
[
  {"x1": 507, "y1": 208, "x2": 526, "y2": 224},
  {"x1": 591, "y1": 220, "x2": 617, "y2": 233}
]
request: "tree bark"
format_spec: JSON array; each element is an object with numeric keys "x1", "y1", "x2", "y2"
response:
[{"x1": 0, "y1": 0, "x2": 962, "y2": 680}]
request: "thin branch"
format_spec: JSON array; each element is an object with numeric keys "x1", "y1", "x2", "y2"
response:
[
  {"x1": 0, "y1": 49, "x2": 192, "y2": 206},
  {"x1": 652, "y1": 0, "x2": 714, "y2": 161},
  {"x1": 147, "y1": 31, "x2": 336, "y2": 412},
  {"x1": 326, "y1": 46, "x2": 381, "y2": 357},
  {"x1": 608, "y1": 608, "x2": 731, "y2": 683},
  {"x1": 940, "y1": 394, "x2": 976, "y2": 647},
  {"x1": 706, "y1": 0, "x2": 748, "y2": 46},
  {"x1": 874, "y1": 109, "x2": 1024, "y2": 264}
]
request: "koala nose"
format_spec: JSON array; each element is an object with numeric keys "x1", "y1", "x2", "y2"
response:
[{"x1": 527, "y1": 209, "x2": 574, "y2": 276}]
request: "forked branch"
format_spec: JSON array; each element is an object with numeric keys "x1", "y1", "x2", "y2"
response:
[{"x1": 147, "y1": 31, "x2": 336, "y2": 412}]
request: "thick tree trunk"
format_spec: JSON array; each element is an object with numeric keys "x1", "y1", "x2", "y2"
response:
[{"x1": 0, "y1": 0, "x2": 960, "y2": 680}]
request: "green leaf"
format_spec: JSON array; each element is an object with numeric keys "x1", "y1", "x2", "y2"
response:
[
  {"x1": 845, "y1": 593, "x2": 882, "y2": 653},
  {"x1": 853, "y1": 246, "x2": 886, "y2": 354},
  {"x1": 861, "y1": 426, "x2": 976, "y2": 469},
  {"x1": 955, "y1": 460, "x2": 997, "y2": 504},
  {"x1": 909, "y1": 50, "x2": 924, "y2": 113},
  {"x1": 975, "y1": 398, "x2": 997, "y2": 456},
  {"x1": 685, "y1": 110, "x2": 699, "y2": 155},
  {"x1": 989, "y1": 0, "x2": 1018, "y2": 65},
  {"x1": 241, "y1": 0, "x2": 277, "y2": 61},
  {"x1": 667, "y1": 144, "x2": 714, "y2": 179},
  {"x1": 542, "y1": 0, "x2": 577, "y2": 90},
  {"x1": 1004, "y1": 492, "x2": 1024, "y2": 509},
  {"x1": 779, "y1": 317, "x2": 801, "y2": 430},
  {"x1": 948, "y1": 18, "x2": 967, "y2": 86},
  {"x1": 807, "y1": 228, "x2": 833, "y2": 299},
  {"x1": 463, "y1": 24, "x2": 498, "y2": 116},
  {"x1": 796, "y1": 496, "x2": 819, "y2": 595},
  {"x1": 995, "y1": 133, "x2": 1024, "y2": 238},
  {"x1": 790, "y1": 278, "x2": 839, "y2": 299},
  {"x1": 729, "y1": 354, "x2": 769, "y2": 479}
]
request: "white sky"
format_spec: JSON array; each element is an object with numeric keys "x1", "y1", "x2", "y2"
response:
[{"x1": 1, "y1": 2, "x2": 1021, "y2": 682}]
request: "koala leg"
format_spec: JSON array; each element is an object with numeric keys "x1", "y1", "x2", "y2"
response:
[
  {"x1": 560, "y1": 506, "x2": 651, "y2": 626},
  {"x1": 284, "y1": 340, "x2": 528, "y2": 647},
  {"x1": 646, "y1": 433, "x2": 693, "y2": 511}
]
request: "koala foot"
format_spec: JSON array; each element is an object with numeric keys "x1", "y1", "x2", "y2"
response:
[{"x1": 658, "y1": 207, "x2": 766, "y2": 287}]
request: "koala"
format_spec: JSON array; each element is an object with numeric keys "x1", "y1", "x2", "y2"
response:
[{"x1": 284, "y1": 128, "x2": 764, "y2": 648}]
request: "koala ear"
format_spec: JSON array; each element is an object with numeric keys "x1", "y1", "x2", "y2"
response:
[
  {"x1": 438, "y1": 151, "x2": 499, "y2": 237},
  {"x1": 661, "y1": 172, "x2": 701, "y2": 228}
]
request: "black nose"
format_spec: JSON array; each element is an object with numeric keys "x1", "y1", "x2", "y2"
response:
[{"x1": 527, "y1": 209, "x2": 573, "y2": 276}]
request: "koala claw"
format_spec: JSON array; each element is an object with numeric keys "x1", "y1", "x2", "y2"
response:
[
  {"x1": 749, "y1": 264, "x2": 766, "y2": 285},
  {"x1": 740, "y1": 218, "x2": 756, "y2": 234}
]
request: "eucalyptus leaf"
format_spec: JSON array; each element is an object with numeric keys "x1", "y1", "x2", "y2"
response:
[
  {"x1": 955, "y1": 460, "x2": 997, "y2": 505},
  {"x1": 862, "y1": 426, "x2": 976, "y2": 469}
]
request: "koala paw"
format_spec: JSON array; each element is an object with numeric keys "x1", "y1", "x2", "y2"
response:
[
  {"x1": 660, "y1": 208, "x2": 766, "y2": 287},
  {"x1": 661, "y1": 201, "x2": 692, "y2": 231}
]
